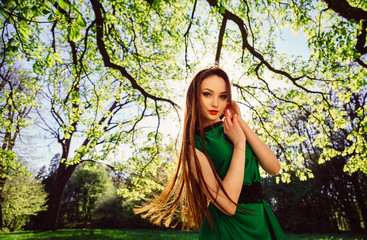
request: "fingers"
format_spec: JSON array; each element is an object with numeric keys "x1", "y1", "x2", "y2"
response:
[
  {"x1": 223, "y1": 113, "x2": 237, "y2": 131},
  {"x1": 223, "y1": 113, "x2": 231, "y2": 130},
  {"x1": 223, "y1": 114, "x2": 246, "y2": 146}
]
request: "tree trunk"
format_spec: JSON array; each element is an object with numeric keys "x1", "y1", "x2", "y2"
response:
[
  {"x1": 42, "y1": 163, "x2": 77, "y2": 230},
  {"x1": 351, "y1": 172, "x2": 367, "y2": 233},
  {"x1": 0, "y1": 193, "x2": 3, "y2": 230},
  {"x1": 0, "y1": 178, "x2": 7, "y2": 230}
]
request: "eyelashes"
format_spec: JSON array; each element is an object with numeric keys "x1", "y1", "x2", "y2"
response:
[{"x1": 202, "y1": 92, "x2": 228, "y2": 99}]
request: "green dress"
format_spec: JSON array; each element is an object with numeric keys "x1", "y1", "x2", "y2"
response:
[{"x1": 195, "y1": 121, "x2": 286, "y2": 240}]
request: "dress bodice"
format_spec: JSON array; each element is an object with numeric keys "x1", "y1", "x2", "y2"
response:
[{"x1": 194, "y1": 121, "x2": 261, "y2": 185}]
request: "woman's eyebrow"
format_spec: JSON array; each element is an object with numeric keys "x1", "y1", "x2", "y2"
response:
[{"x1": 202, "y1": 88, "x2": 228, "y2": 94}]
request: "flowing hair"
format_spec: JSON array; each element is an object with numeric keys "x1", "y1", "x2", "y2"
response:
[{"x1": 134, "y1": 67, "x2": 233, "y2": 230}]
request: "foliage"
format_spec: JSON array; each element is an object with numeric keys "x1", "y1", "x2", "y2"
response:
[
  {"x1": 263, "y1": 169, "x2": 367, "y2": 233},
  {"x1": 0, "y1": 149, "x2": 20, "y2": 180},
  {"x1": 0, "y1": 0, "x2": 188, "y2": 229},
  {"x1": 1, "y1": 175, "x2": 47, "y2": 231},
  {"x1": 116, "y1": 134, "x2": 177, "y2": 203},
  {"x1": 261, "y1": 90, "x2": 367, "y2": 233},
  {"x1": 61, "y1": 166, "x2": 114, "y2": 228},
  {"x1": 92, "y1": 194, "x2": 159, "y2": 229},
  {"x1": 0, "y1": 66, "x2": 40, "y2": 229},
  {"x1": 0, "y1": 67, "x2": 39, "y2": 177},
  {"x1": 215, "y1": 0, "x2": 367, "y2": 180}
]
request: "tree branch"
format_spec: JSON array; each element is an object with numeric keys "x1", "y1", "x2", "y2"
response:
[
  {"x1": 89, "y1": 0, "x2": 180, "y2": 110},
  {"x1": 322, "y1": 0, "x2": 367, "y2": 21},
  {"x1": 205, "y1": 0, "x2": 326, "y2": 96},
  {"x1": 215, "y1": 11, "x2": 228, "y2": 64},
  {"x1": 80, "y1": 158, "x2": 115, "y2": 170},
  {"x1": 184, "y1": 0, "x2": 198, "y2": 70}
]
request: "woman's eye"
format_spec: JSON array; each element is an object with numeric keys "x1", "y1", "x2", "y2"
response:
[
  {"x1": 220, "y1": 95, "x2": 228, "y2": 99},
  {"x1": 203, "y1": 92, "x2": 211, "y2": 97}
]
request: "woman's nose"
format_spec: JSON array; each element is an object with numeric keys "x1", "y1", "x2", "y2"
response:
[{"x1": 211, "y1": 97, "x2": 219, "y2": 107}]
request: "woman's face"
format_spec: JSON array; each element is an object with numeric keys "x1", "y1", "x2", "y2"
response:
[{"x1": 200, "y1": 75, "x2": 228, "y2": 125}]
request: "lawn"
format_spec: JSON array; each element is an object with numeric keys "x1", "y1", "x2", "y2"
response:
[{"x1": 0, "y1": 229, "x2": 366, "y2": 240}]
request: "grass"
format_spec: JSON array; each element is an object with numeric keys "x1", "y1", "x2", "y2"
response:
[
  {"x1": 0, "y1": 229, "x2": 197, "y2": 240},
  {"x1": 0, "y1": 229, "x2": 366, "y2": 240},
  {"x1": 285, "y1": 232, "x2": 367, "y2": 240}
]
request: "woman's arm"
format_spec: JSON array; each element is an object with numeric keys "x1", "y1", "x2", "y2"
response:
[
  {"x1": 231, "y1": 101, "x2": 280, "y2": 176},
  {"x1": 190, "y1": 114, "x2": 246, "y2": 215}
]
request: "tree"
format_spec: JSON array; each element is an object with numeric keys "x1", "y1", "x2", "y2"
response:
[
  {"x1": 1, "y1": 175, "x2": 47, "y2": 231},
  {"x1": 32, "y1": 0, "x2": 185, "y2": 229},
  {"x1": 1, "y1": 0, "x2": 367, "y2": 230},
  {"x1": 0, "y1": 66, "x2": 40, "y2": 230},
  {"x1": 61, "y1": 166, "x2": 113, "y2": 228},
  {"x1": 260, "y1": 87, "x2": 367, "y2": 233}
]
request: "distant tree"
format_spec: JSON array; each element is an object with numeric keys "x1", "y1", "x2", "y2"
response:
[
  {"x1": 61, "y1": 166, "x2": 113, "y2": 228},
  {"x1": 2, "y1": 175, "x2": 47, "y2": 231},
  {"x1": 92, "y1": 189, "x2": 126, "y2": 229},
  {"x1": 116, "y1": 134, "x2": 177, "y2": 204},
  {"x1": 263, "y1": 160, "x2": 367, "y2": 233},
  {"x1": 260, "y1": 87, "x2": 367, "y2": 233},
  {"x1": 32, "y1": 153, "x2": 60, "y2": 229},
  {"x1": 36, "y1": 153, "x2": 60, "y2": 182},
  {"x1": 0, "y1": 66, "x2": 40, "y2": 230},
  {"x1": 92, "y1": 193, "x2": 160, "y2": 229}
]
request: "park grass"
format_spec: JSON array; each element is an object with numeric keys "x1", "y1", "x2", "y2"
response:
[{"x1": 0, "y1": 229, "x2": 366, "y2": 240}]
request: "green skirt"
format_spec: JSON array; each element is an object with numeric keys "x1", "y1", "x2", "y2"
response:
[{"x1": 199, "y1": 199, "x2": 286, "y2": 240}]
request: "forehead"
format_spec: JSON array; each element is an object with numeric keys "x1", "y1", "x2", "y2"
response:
[{"x1": 201, "y1": 75, "x2": 227, "y2": 91}]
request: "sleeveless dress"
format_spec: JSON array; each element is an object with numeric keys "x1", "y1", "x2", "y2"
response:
[{"x1": 195, "y1": 121, "x2": 286, "y2": 240}]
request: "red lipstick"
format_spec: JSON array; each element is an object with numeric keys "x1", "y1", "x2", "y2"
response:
[{"x1": 209, "y1": 110, "x2": 219, "y2": 115}]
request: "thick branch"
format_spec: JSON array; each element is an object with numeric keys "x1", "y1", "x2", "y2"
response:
[
  {"x1": 322, "y1": 0, "x2": 367, "y2": 67},
  {"x1": 322, "y1": 0, "x2": 367, "y2": 21},
  {"x1": 184, "y1": 0, "x2": 198, "y2": 70},
  {"x1": 81, "y1": 158, "x2": 115, "y2": 170},
  {"x1": 355, "y1": 21, "x2": 367, "y2": 68},
  {"x1": 215, "y1": 12, "x2": 228, "y2": 64},
  {"x1": 89, "y1": 0, "x2": 179, "y2": 110},
  {"x1": 205, "y1": 0, "x2": 325, "y2": 96}
]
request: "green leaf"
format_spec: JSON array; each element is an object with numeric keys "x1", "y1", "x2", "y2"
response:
[
  {"x1": 53, "y1": 52, "x2": 63, "y2": 63},
  {"x1": 42, "y1": 9, "x2": 51, "y2": 15},
  {"x1": 58, "y1": 0, "x2": 68, "y2": 11},
  {"x1": 68, "y1": 25, "x2": 82, "y2": 42},
  {"x1": 48, "y1": 13, "x2": 54, "y2": 21},
  {"x1": 76, "y1": 15, "x2": 86, "y2": 28},
  {"x1": 46, "y1": 54, "x2": 55, "y2": 67},
  {"x1": 219, "y1": 6, "x2": 225, "y2": 14}
]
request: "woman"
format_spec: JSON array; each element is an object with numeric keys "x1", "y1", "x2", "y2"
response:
[{"x1": 135, "y1": 67, "x2": 286, "y2": 239}]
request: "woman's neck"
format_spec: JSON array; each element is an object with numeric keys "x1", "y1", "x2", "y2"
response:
[{"x1": 202, "y1": 119, "x2": 222, "y2": 128}]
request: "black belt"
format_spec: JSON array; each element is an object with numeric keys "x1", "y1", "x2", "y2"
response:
[{"x1": 238, "y1": 182, "x2": 264, "y2": 204}]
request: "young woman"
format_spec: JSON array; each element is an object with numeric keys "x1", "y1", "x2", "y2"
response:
[{"x1": 135, "y1": 67, "x2": 286, "y2": 239}]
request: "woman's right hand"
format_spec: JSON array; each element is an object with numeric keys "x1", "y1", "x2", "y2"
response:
[{"x1": 223, "y1": 113, "x2": 246, "y2": 147}]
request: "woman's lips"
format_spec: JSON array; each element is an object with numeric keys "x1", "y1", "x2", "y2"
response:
[{"x1": 209, "y1": 110, "x2": 219, "y2": 115}]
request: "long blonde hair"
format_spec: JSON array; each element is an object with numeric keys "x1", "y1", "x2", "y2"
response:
[{"x1": 134, "y1": 67, "x2": 233, "y2": 230}]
